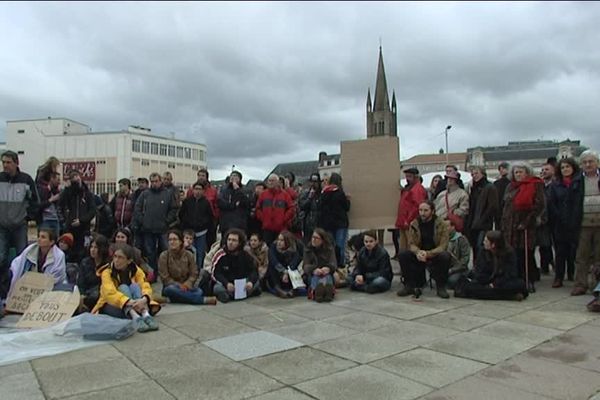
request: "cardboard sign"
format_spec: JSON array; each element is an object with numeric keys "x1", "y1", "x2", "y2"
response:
[
  {"x1": 17, "y1": 287, "x2": 80, "y2": 329},
  {"x1": 5, "y1": 272, "x2": 55, "y2": 313},
  {"x1": 341, "y1": 136, "x2": 401, "y2": 229},
  {"x1": 62, "y1": 161, "x2": 96, "y2": 181}
]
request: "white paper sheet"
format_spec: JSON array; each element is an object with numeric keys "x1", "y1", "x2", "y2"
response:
[{"x1": 234, "y1": 279, "x2": 247, "y2": 300}]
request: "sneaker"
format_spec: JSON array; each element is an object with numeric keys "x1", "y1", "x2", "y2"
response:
[
  {"x1": 314, "y1": 284, "x2": 327, "y2": 303},
  {"x1": 436, "y1": 286, "x2": 450, "y2": 299},
  {"x1": 396, "y1": 286, "x2": 415, "y2": 297},
  {"x1": 203, "y1": 296, "x2": 218, "y2": 306},
  {"x1": 143, "y1": 315, "x2": 159, "y2": 331},
  {"x1": 135, "y1": 318, "x2": 151, "y2": 333},
  {"x1": 323, "y1": 284, "x2": 334, "y2": 302}
]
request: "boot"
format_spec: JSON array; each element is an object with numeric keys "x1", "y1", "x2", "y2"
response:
[
  {"x1": 436, "y1": 284, "x2": 450, "y2": 299},
  {"x1": 397, "y1": 286, "x2": 415, "y2": 297}
]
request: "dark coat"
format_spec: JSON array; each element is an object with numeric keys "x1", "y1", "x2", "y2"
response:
[
  {"x1": 473, "y1": 248, "x2": 522, "y2": 289},
  {"x1": 77, "y1": 256, "x2": 102, "y2": 296},
  {"x1": 319, "y1": 187, "x2": 350, "y2": 231},
  {"x1": 109, "y1": 192, "x2": 135, "y2": 228},
  {"x1": 352, "y1": 245, "x2": 393, "y2": 282},
  {"x1": 217, "y1": 184, "x2": 250, "y2": 233},
  {"x1": 299, "y1": 188, "x2": 321, "y2": 240},
  {"x1": 213, "y1": 249, "x2": 258, "y2": 286},
  {"x1": 493, "y1": 176, "x2": 511, "y2": 227},
  {"x1": 501, "y1": 180, "x2": 545, "y2": 250},
  {"x1": 132, "y1": 186, "x2": 178, "y2": 234},
  {"x1": 179, "y1": 196, "x2": 213, "y2": 232},
  {"x1": 59, "y1": 182, "x2": 96, "y2": 231},
  {"x1": 267, "y1": 241, "x2": 304, "y2": 287},
  {"x1": 467, "y1": 178, "x2": 498, "y2": 232}
]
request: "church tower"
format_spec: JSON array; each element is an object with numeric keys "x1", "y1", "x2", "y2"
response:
[{"x1": 366, "y1": 47, "x2": 397, "y2": 137}]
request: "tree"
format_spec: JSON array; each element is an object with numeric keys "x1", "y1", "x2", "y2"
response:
[{"x1": 439, "y1": 148, "x2": 444, "y2": 154}]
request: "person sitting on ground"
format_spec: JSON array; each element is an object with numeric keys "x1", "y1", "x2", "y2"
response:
[
  {"x1": 212, "y1": 229, "x2": 260, "y2": 303},
  {"x1": 92, "y1": 243, "x2": 160, "y2": 332},
  {"x1": 454, "y1": 231, "x2": 528, "y2": 301},
  {"x1": 182, "y1": 229, "x2": 198, "y2": 260},
  {"x1": 349, "y1": 230, "x2": 393, "y2": 294},
  {"x1": 77, "y1": 234, "x2": 111, "y2": 311},
  {"x1": 158, "y1": 230, "x2": 217, "y2": 305},
  {"x1": 397, "y1": 200, "x2": 451, "y2": 299},
  {"x1": 8, "y1": 229, "x2": 67, "y2": 296},
  {"x1": 267, "y1": 230, "x2": 304, "y2": 298},
  {"x1": 244, "y1": 232, "x2": 269, "y2": 289},
  {"x1": 57, "y1": 233, "x2": 78, "y2": 264},
  {"x1": 303, "y1": 228, "x2": 337, "y2": 302},
  {"x1": 111, "y1": 228, "x2": 154, "y2": 282},
  {"x1": 447, "y1": 220, "x2": 471, "y2": 290}
]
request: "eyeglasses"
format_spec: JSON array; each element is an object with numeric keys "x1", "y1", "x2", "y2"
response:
[{"x1": 311, "y1": 235, "x2": 322, "y2": 240}]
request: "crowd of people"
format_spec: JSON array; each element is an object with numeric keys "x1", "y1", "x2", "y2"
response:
[{"x1": 1, "y1": 147, "x2": 599, "y2": 332}]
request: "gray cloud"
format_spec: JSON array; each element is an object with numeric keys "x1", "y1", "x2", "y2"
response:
[{"x1": 1, "y1": 2, "x2": 599, "y2": 180}]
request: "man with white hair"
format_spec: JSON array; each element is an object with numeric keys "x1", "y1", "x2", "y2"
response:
[{"x1": 571, "y1": 150, "x2": 600, "y2": 296}]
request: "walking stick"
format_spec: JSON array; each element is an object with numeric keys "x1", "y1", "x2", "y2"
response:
[{"x1": 524, "y1": 228, "x2": 534, "y2": 293}]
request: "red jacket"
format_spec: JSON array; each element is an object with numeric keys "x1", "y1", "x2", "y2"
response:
[
  {"x1": 187, "y1": 182, "x2": 219, "y2": 219},
  {"x1": 256, "y1": 188, "x2": 295, "y2": 232},
  {"x1": 395, "y1": 182, "x2": 427, "y2": 229}
]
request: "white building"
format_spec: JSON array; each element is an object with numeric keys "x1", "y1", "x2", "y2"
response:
[{"x1": 5, "y1": 117, "x2": 207, "y2": 195}]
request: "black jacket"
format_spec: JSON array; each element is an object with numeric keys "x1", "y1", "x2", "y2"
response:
[
  {"x1": 77, "y1": 256, "x2": 102, "y2": 296},
  {"x1": 473, "y1": 248, "x2": 520, "y2": 288},
  {"x1": 213, "y1": 249, "x2": 258, "y2": 286},
  {"x1": 493, "y1": 176, "x2": 511, "y2": 226},
  {"x1": 352, "y1": 245, "x2": 393, "y2": 282},
  {"x1": 59, "y1": 182, "x2": 96, "y2": 231},
  {"x1": 467, "y1": 178, "x2": 498, "y2": 231},
  {"x1": 319, "y1": 188, "x2": 350, "y2": 231},
  {"x1": 179, "y1": 196, "x2": 213, "y2": 232},
  {"x1": 217, "y1": 185, "x2": 250, "y2": 232},
  {"x1": 132, "y1": 186, "x2": 178, "y2": 233},
  {"x1": 550, "y1": 173, "x2": 590, "y2": 239}
]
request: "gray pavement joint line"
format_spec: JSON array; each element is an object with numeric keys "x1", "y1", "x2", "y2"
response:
[
  {"x1": 56, "y1": 379, "x2": 165, "y2": 400},
  {"x1": 306, "y1": 336, "x2": 418, "y2": 365},
  {"x1": 28, "y1": 360, "x2": 50, "y2": 400},
  {"x1": 110, "y1": 342, "x2": 179, "y2": 400}
]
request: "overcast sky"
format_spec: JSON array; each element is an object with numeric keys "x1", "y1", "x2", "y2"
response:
[{"x1": 1, "y1": 2, "x2": 599, "y2": 181}]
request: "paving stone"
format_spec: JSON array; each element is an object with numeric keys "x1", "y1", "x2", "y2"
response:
[
  {"x1": 244, "y1": 347, "x2": 356, "y2": 384},
  {"x1": 477, "y1": 354, "x2": 600, "y2": 399},
  {"x1": 203, "y1": 330, "x2": 303, "y2": 361},
  {"x1": 157, "y1": 363, "x2": 281, "y2": 400},
  {"x1": 157, "y1": 303, "x2": 202, "y2": 315},
  {"x1": 236, "y1": 311, "x2": 310, "y2": 330},
  {"x1": 61, "y1": 380, "x2": 175, "y2": 400},
  {"x1": 35, "y1": 356, "x2": 147, "y2": 399},
  {"x1": 425, "y1": 331, "x2": 534, "y2": 364},
  {"x1": 206, "y1": 302, "x2": 274, "y2": 319},
  {"x1": 32, "y1": 345, "x2": 122, "y2": 371},
  {"x1": 421, "y1": 376, "x2": 553, "y2": 400},
  {"x1": 508, "y1": 310, "x2": 593, "y2": 331},
  {"x1": 370, "y1": 348, "x2": 489, "y2": 388},
  {"x1": 169, "y1": 311, "x2": 258, "y2": 341},
  {"x1": 0, "y1": 369, "x2": 44, "y2": 400},
  {"x1": 112, "y1": 325, "x2": 195, "y2": 357},
  {"x1": 249, "y1": 387, "x2": 316, "y2": 400},
  {"x1": 370, "y1": 320, "x2": 461, "y2": 346},
  {"x1": 416, "y1": 310, "x2": 495, "y2": 332},
  {"x1": 312, "y1": 332, "x2": 417, "y2": 364},
  {"x1": 336, "y1": 298, "x2": 442, "y2": 320},
  {"x1": 454, "y1": 302, "x2": 525, "y2": 319},
  {"x1": 268, "y1": 320, "x2": 360, "y2": 345},
  {"x1": 126, "y1": 343, "x2": 233, "y2": 378},
  {"x1": 285, "y1": 302, "x2": 355, "y2": 320},
  {"x1": 295, "y1": 365, "x2": 432, "y2": 400},
  {"x1": 322, "y1": 311, "x2": 396, "y2": 332},
  {"x1": 472, "y1": 320, "x2": 562, "y2": 346},
  {"x1": 525, "y1": 324, "x2": 600, "y2": 373}
]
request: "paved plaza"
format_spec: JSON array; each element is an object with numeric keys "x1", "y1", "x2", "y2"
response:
[{"x1": 2, "y1": 269, "x2": 600, "y2": 400}]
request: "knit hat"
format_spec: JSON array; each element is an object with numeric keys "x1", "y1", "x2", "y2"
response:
[{"x1": 58, "y1": 233, "x2": 74, "y2": 248}]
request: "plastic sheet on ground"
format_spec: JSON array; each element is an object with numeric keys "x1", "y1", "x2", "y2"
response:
[{"x1": 0, "y1": 313, "x2": 135, "y2": 366}]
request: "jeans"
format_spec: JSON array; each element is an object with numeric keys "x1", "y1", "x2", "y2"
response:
[
  {"x1": 328, "y1": 228, "x2": 348, "y2": 266},
  {"x1": 100, "y1": 283, "x2": 142, "y2": 319},
  {"x1": 309, "y1": 274, "x2": 334, "y2": 290},
  {"x1": 163, "y1": 284, "x2": 205, "y2": 304},
  {"x1": 38, "y1": 220, "x2": 61, "y2": 240},
  {"x1": 193, "y1": 234, "x2": 207, "y2": 268},
  {"x1": 143, "y1": 233, "x2": 168, "y2": 271},
  {"x1": 350, "y1": 276, "x2": 391, "y2": 293},
  {"x1": 0, "y1": 223, "x2": 28, "y2": 299}
]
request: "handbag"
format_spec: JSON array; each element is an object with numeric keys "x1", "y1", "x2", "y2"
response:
[{"x1": 445, "y1": 192, "x2": 464, "y2": 232}]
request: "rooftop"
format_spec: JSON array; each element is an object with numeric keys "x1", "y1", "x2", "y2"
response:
[{"x1": 401, "y1": 152, "x2": 467, "y2": 165}]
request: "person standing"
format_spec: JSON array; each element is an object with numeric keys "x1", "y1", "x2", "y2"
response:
[
  {"x1": 256, "y1": 174, "x2": 295, "y2": 245},
  {"x1": 179, "y1": 182, "x2": 213, "y2": 267},
  {"x1": 36, "y1": 170, "x2": 62, "y2": 239},
  {"x1": 299, "y1": 173, "x2": 322, "y2": 245},
  {"x1": 217, "y1": 170, "x2": 250, "y2": 235},
  {"x1": 319, "y1": 173, "x2": 351, "y2": 267},
  {"x1": 465, "y1": 166, "x2": 498, "y2": 257},
  {"x1": 187, "y1": 168, "x2": 219, "y2": 249},
  {"x1": 393, "y1": 168, "x2": 427, "y2": 258},
  {"x1": 110, "y1": 178, "x2": 135, "y2": 230},
  {"x1": 537, "y1": 163, "x2": 556, "y2": 276},
  {"x1": 494, "y1": 162, "x2": 511, "y2": 229},
  {"x1": 571, "y1": 150, "x2": 600, "y2": 296}
]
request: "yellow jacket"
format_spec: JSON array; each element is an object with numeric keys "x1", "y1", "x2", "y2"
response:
[{"x1": 91, "y1": 262, "x2": 161, "y2": 315}]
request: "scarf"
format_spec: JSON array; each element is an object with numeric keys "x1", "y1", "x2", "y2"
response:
[
  {"x1": 512, "y1": 177, "x2": 543, "y2": 211},
  {"x1": 322, "y1": 184, "x2": 338, "y2": 193},
  {"x1": 563, "y1": 176, "x2": 572, "y2": 188}
]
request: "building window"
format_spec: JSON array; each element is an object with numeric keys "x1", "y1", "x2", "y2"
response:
[
  {"x1": 17, "y1": 129, "x2": 25, "y2": 134},
  {"x1": 160, "y1": 144, "x2": 167, "y2": 156},
  {"x1": 141, "y1": 159, "x2": 150, "y2": 166},
  {"x1": 132, "y1": 140, "x2": 141, "y2": 153},
  {"x1": 142, "y1": 141, "x2": 150, "y2": 153},
  {"x1": 184, "y1": 147, "x2": 191, "y2": 159},
  {"x1": 18, "y1": 151, "x2": 24, "y2": 155},
  {"x1": 176, "y1": 146, "x2": 183, "y2": 158},
  {"x1": 334, "y1": 159, "x2": 340, "y2": 165},
  {"x1": 168, "y1": 162, "x2": 175, "y2": 169},
  {"x1": 192, "y1": 165, "x2": 199, "y2": 171},
  {"x1": 151, "y1": 143, "x2": 159, "y2": 155},
  {"x1": 97, "y1": 160, "x2": 106, "y2": 165},
  {"x1": 192, "y1": 149, "x2": 198, "y2": 160},
  {"x1": 168, "y1": 145, "x2": 175, "y2": 157}
]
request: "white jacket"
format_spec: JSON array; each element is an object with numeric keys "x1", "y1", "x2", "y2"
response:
[{"x1": 8, "y1": 243, "x2": 67, "y2": 298}]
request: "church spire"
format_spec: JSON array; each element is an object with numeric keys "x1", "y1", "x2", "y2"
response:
[
  {"x1": 372, "y1": 46, "x2": 390, "y2": 112},
  {"x1": 366, "y1": 87, "x2": 372, "y2": 111}
]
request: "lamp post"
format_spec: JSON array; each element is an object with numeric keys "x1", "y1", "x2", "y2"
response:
[{"x1": 445, "y1": 125, "x2": 452, "y2": 164}]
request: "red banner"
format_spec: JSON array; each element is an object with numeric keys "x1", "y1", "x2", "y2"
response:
[{"x1": 62, "y1": 161, "x2": 96, "y2": 181}]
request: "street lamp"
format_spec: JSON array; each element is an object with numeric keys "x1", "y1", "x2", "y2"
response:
[{"x1": 445, "y1": 125, "x2": 452, "y2": 164}]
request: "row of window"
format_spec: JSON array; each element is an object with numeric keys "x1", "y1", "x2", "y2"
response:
[
  {"x1": 133, "y1": 158, "x2": 196, "y2": 170},
  {"x1": 131, "y1": 139, "x2": 205, "y2": 161}
]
